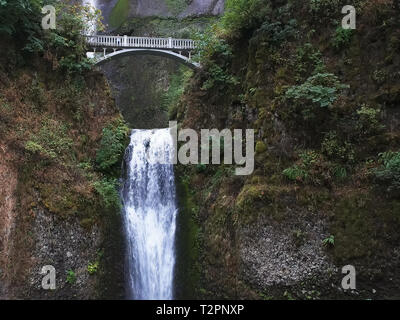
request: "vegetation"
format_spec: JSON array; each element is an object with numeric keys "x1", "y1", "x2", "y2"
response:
[
  {"x1": 332, "y1": 27, "x2": 354, "y2": 50},
  {"x1": 93, "y1": 177, "x2": 122, "y2": 211},
  {"x1": 109, "y1": 0, "x2": 130, "y2": 29},
  {"x1": 96, "y1": 119, "x2": 129, "y2": 174},
  {"x1": 25, "y1": 119, "x2": 73, "y2": 160},
  {"x1": 175, "y1": 0, "x2": 400, "y2": 299},
  {"x1": 373, "y1": 151, "x2": 400, "y2": 197},
  {"x1": 0, "y1": 0, "x2": 46, "y2": 52},
  {"x1": 322, "y1": 235, "x2": 335, "y2": 247},
  {"x1": 66, "y1": 270, "x2": 77, "y2": 284},
  {"x1": 285, "y1": 73, "x2": 349, "y2": 120},
  {"x1": 87, "y1": 261, "x2": 99, "y2": 275}
]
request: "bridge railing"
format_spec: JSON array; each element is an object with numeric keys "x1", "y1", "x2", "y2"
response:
[{"x1": 85, "y1": 35, "x2": 197, "y2": 50}]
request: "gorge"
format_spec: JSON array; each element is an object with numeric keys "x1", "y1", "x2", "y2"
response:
[{"x1": 0, "y1": 0, "x2": 400, "y2": 301}]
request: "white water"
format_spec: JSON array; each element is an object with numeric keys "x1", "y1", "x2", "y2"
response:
[
  {"x1": 122, "y1": 129, "x2": 178, "y2": 300},
  {"x1": 82, "y1": 0, "x2": 97, "y2": 35}
]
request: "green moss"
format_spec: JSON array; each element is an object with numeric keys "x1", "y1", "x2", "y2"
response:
[
  {"x1": 331, "y1": 193, "x2": 400, "y2": 264},
  {"x1": 109, "y1": 0, "x2": 130, "y2": 29},
  {"x1": 255, "y1": 141, "x2": 267, "y2": 153},
  {"x1": 235, "y1": 183, "x2": 291, "y2": 222},
  {"x1": 174, "y1": 175, "x2": 201, "y2": 299}
]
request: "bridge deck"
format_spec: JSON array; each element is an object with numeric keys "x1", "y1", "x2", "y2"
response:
[{"x1": 85, "y1": 35, "x2": 196, "y2": 51}]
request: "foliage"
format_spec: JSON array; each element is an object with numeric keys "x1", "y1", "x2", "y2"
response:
[
  {"x1": 283, "y1": 165, "x2": 308, "y2": 182},
  {"x1": 309, "y1": 0, "x2": 340, "y2": 17},
  {"x1": 322, "y1": 235, "x2": 335, "y2": 247},
  {"x1": 96, "y1": 119, "x2": 129, "y2": 173},
  {"x1": 283, "y1": 151, "x2": 316, "y2": 182},
  {"x1": 45, "y1": 2, "x2": 104, "y2": 74},
  {"x1": 66, "y1": 270, "x2": 76, "y2": 284},
  {"x1": 25, "y1": 119, "x2": 73, "y2": 160},
  {"x1": 0, "y1": 0, "x2": 46, "y2": 53},
  {"x1": 93, "y1": 177, "x2": 121, "y2": 211},
  {"x1": 194, "y1": 28, "x2": 233, "y2": 64},
  {"x1": 163, "y1": 67, "x2": 193, "y2": 119},
  {"x1": 293, "y1": 43, "x2": 326, "y2": 81},
  {"x1": 220, "y1": 0, "x2": 270, "y2": 38},
  {"x1": 356, "y1": 105, "x2": 384, "y2": 136},
  {"x1": 87, "y1": 261, "x2": 99, "y2": 275},
  {"x1": 286, "y1": 73, "x2": 348, "y2": 108},
  {"x1": 256, "y1": 19, "x2": 298, "y2": 48},
  {"x1": 283, "y1": 150, "x2": 335, "y2": 185},
  {"x1": 285, "y1": 73, "x2": 349, "y2": 120},
  {"x1": 201, "y1": 64, "x2": 239, "y2": 90},
  {"x1": 332, "y1": 27, "x2": 354, "y2": 50},
  {"x1": 373, "y1": 151, "x2": 400, "y2": 197},
  {"x1": 321, "y1": 131, "x2": 355, "y2": 164}
]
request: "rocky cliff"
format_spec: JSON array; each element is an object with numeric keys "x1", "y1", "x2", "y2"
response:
[{"x1": 174, "y1": 0, "x2": 400, "y2": 299}]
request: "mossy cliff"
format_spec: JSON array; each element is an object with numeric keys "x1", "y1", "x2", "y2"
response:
[
  {"x1": 174, "y1": 0, "x2": 400, "y2": 299},
  {"x1": 0, "y1": 2, "x2": 128, "y2": 298}
]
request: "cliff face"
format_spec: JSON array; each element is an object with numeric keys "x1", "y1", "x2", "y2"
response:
[
  {"x1": 175, "y1": 0, "x2": 400, "y2": 299},
  {"x1": 97, "y1": 0, "x2": 224, "y2": 27},
  {"x1": 0, "y1": 47, "x2": 126, "y2": 298}
]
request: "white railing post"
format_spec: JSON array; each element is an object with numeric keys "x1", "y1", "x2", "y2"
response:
[{"x1": 86, "y1": 34, "x2": 197, "y2": 52}]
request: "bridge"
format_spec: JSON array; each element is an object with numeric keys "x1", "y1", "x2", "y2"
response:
[{"x1": 85, "y1": 35, "x2": 200, "y2": 69}]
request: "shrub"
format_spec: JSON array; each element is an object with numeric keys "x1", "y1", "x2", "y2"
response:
[
  {"x1": 220, "y1": 0, "x2": 270, "y2": 39},
  {"x1": 66, "y1": 270, "x2": 76, "y2": 284},
  {"x1": 201, "y1": 64, "x2": 238, "y2": 90},
  {"x1": 25, "y1": 119, "x2": 73, "y2": 160},
  {"x1": 45, "y1": 2, "x2": 104, "y2": 74},
  {"x1": 292, "y1": 43, "x2": 326, "y2": 81},
  {"x1": 255, "y1": 19, "x2": 298, "y2": 48},
  {"x1": 321, "y1": 131, "x2": 355, "y2": 163},
  {"x1": 0, "y1": 0, "x2": 45, "y2": 54},
  {"x1": 332, "y1": 27, "x2": 354, "y2": 50},
  {"x1": 283, "y1": 150, "x2": 333, "y2": 185},
  {"x1": 96, "y1": 119, "x2": 129, "y2": 173},
  {"x1": 93, "y1": 177, "x2": 121, "y2": 211},
  {"x1": 373, "y1": 151, "x2": 400, "y2": 197},
  {"x1": 285, "y1": 73, "x2": 349, "y2": 120},
  {"x1": 309, "y1": 0, "x2": 340, "y2": 18},
  {"x1": 356, "y1": 105, "x2": 384, "y2": 137}
]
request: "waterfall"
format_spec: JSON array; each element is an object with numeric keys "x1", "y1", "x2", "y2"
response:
[
  {"x1": 122, "y1": 129, "x2": 178, "y2": 300},
  {"x1": 82, "y1": 0, "x2": 97, "y2": 35}
]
